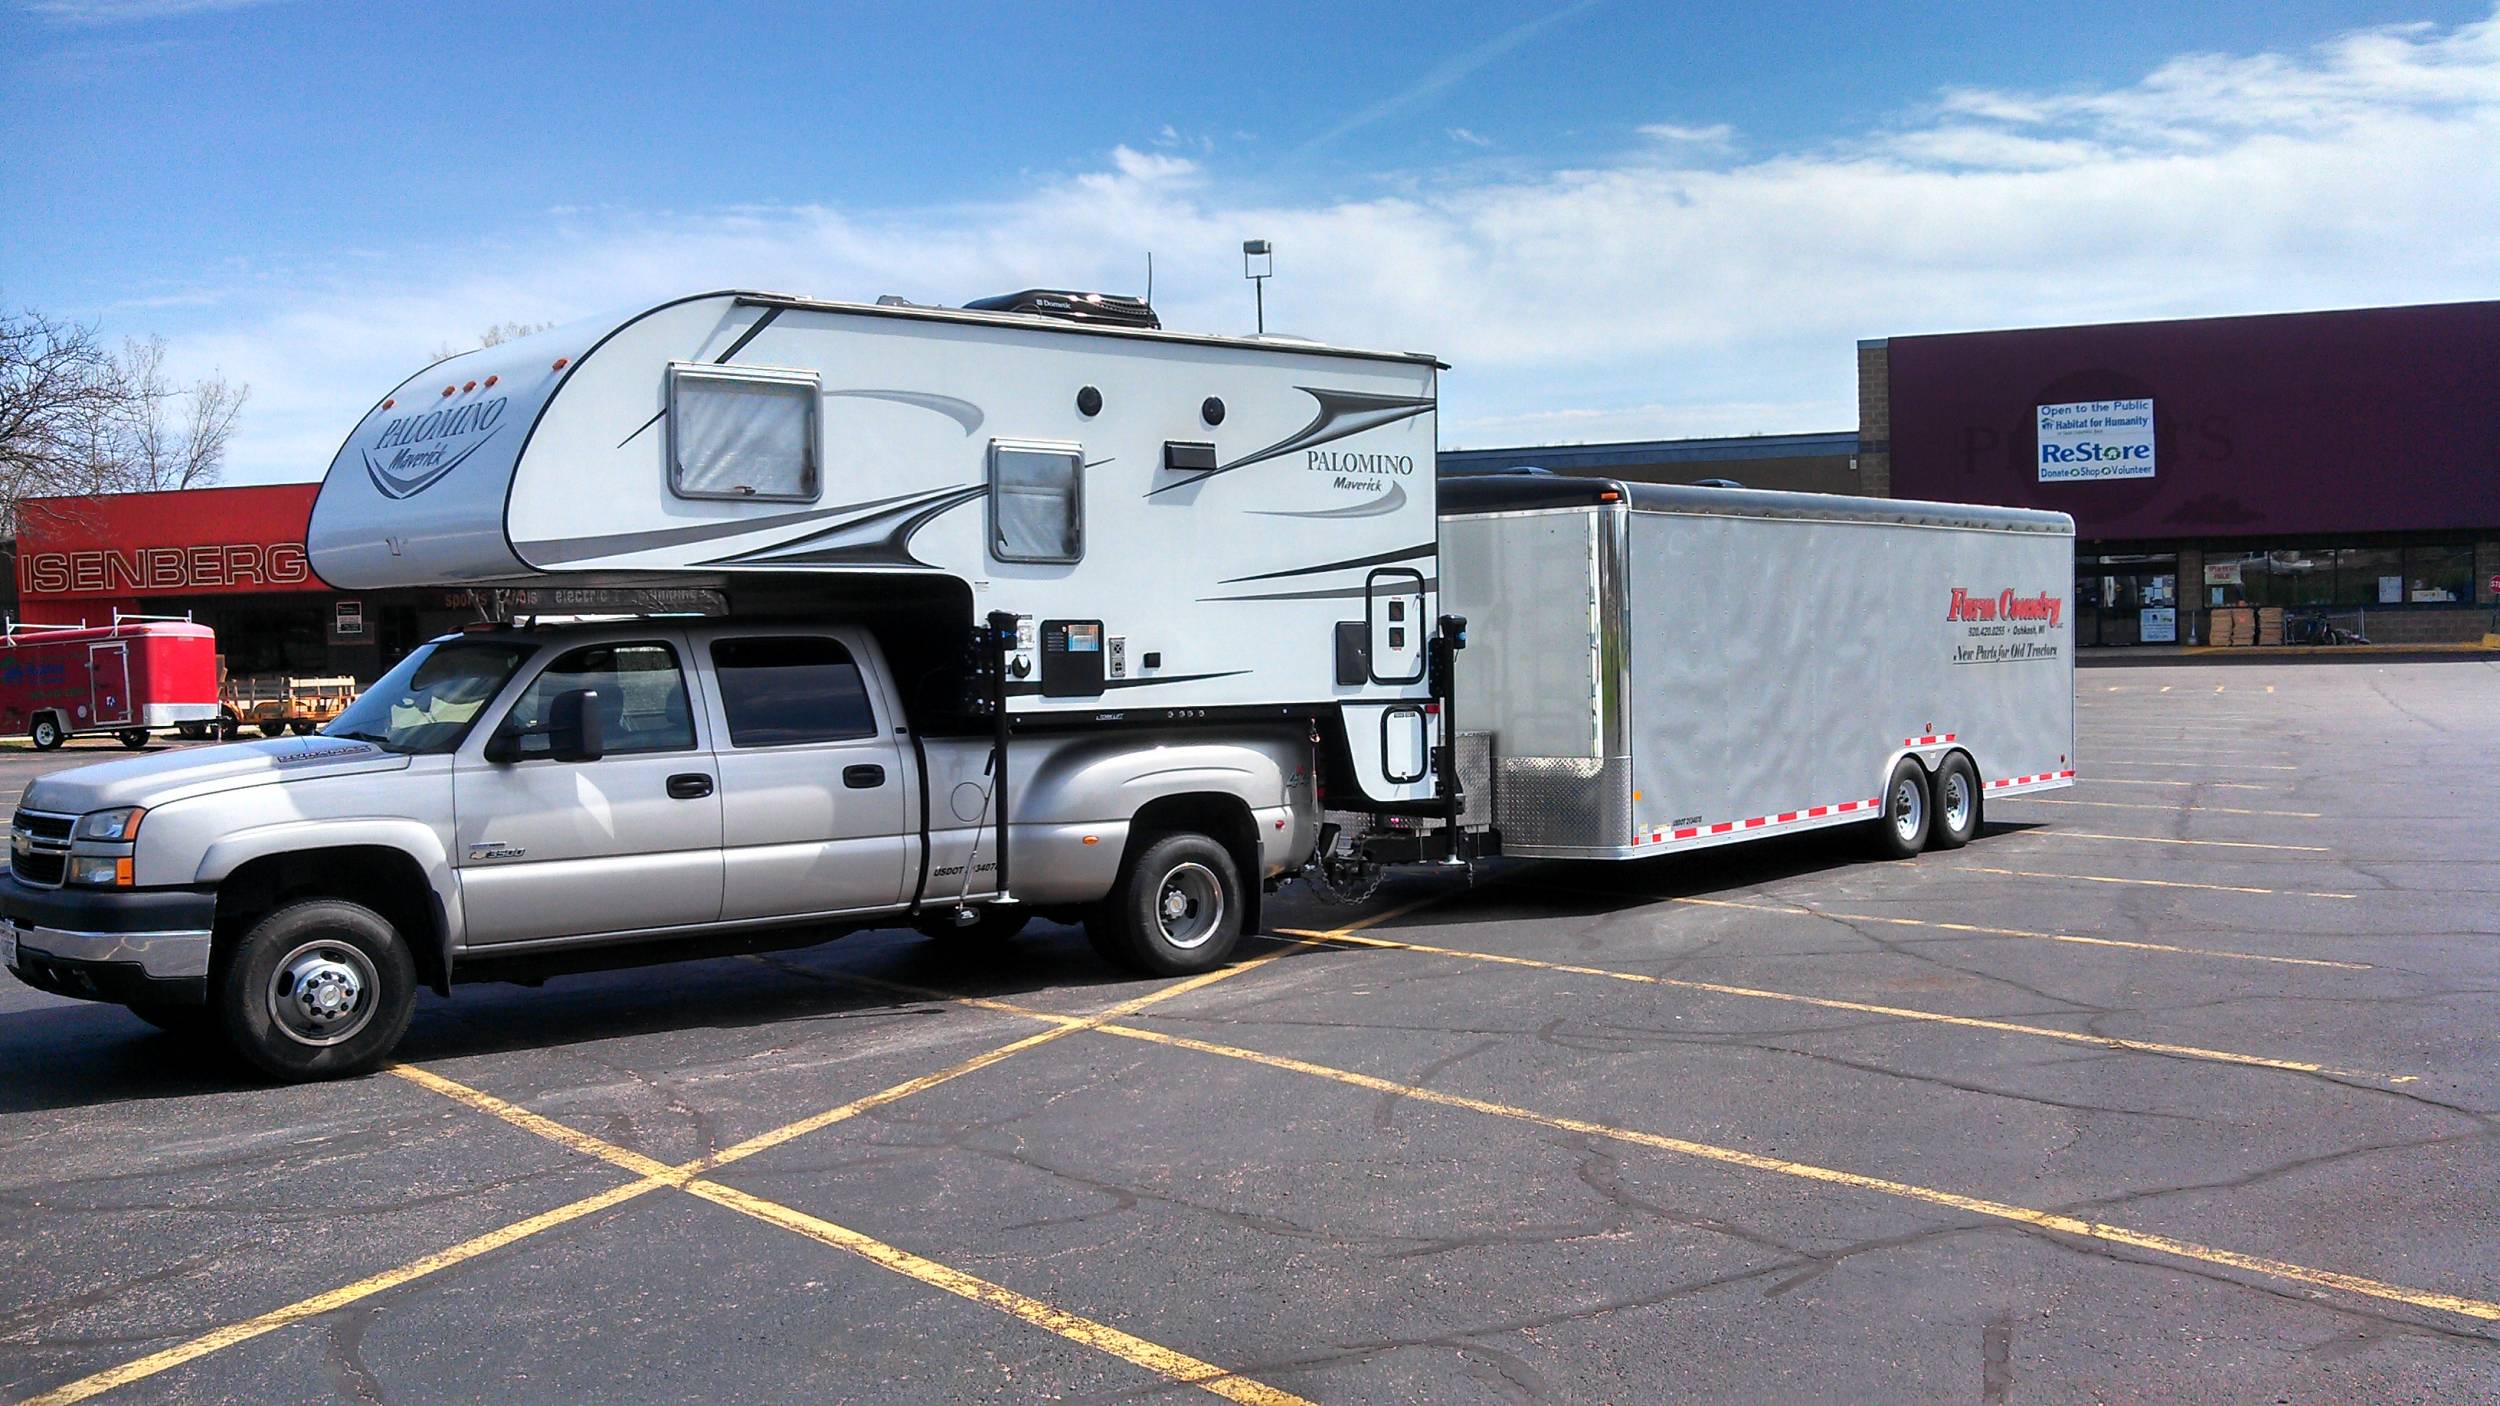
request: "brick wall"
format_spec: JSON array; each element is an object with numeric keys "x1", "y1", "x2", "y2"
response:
[{"x1": 1856, "y1": 340, "x2": 1891, "y2": 498}]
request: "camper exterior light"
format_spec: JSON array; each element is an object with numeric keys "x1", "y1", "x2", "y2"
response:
[{"x1": 551, "y1": 356, "x2": 570, "y2": 370}]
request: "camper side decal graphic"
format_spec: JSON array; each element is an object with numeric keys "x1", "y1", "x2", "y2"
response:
[
  {"x1": 362, "y1": 395, "x2": 510, "y2": 500},
  {"x1": 699, "y1": 483, "x2": 991, "y2": 569},
  {"x1": 1146, "y1": 386, "x2": 1434, "y2": 498}
]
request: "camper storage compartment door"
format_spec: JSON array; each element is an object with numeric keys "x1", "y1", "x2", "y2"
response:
[{"x1": 667, "y1": 363, "x2": 821, "y2": 502}]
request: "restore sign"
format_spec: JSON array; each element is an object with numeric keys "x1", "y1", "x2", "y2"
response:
[{"x1": 2037, "y1": 398, "x2": 2155, "y2": 482}]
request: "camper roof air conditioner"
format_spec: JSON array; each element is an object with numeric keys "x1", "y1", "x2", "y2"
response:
[{"x1": 963, "y1": 289, "x2": 1160, "y2": 330}]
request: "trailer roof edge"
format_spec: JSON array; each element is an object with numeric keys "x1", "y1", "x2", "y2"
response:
[{"x1": 728, "y1": 293, "x2": 1449, "y2": 368}]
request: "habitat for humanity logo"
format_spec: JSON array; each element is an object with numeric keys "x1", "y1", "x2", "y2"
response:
[{"x1": 363, "y1": 394, "x2": 509, "y2": 499}]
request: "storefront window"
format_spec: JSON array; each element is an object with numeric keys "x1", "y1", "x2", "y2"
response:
[
  {"x1": 2332, "y1": 546, "x2": 2407, "y2": 606},
  {"x1": 2405, "y1": 544, "x2": 2474, "y2": 603},
  {"x1": 2205, "y1": 542, "x2": 2475, "y2": 608}
]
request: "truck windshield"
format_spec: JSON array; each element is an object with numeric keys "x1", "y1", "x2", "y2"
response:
[{"x1": 323, "y1": 639, "x2": 536, "y2": 754}]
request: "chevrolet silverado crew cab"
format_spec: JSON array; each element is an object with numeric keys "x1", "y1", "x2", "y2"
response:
[{"x1": 1, "y1": 617, "x2": 1318, "y2": 1080}]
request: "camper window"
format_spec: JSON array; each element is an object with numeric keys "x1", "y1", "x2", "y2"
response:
[
  {"x1": 667, "y1": 364, "x2": 820, "y2": 502},
  {"x1": 988, "y1": 442, "x2": 1083, "y2": 564}
]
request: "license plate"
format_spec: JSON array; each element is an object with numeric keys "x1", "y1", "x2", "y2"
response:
[{"x1": 0, "y1": 923, "x2": 17, "y2": 971}]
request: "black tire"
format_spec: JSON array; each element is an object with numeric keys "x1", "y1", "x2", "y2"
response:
[
  {"x1": 1872, "y1": 756, "x2": 1932, "y2": 859},
  {"x1": 1080, "y1": 907, "x2": 1127, "y2": 965},
  {"x1": 176, "y1": 722, "x2": 209, "y2": 740},
  {"x1": 217, "y1": 899, "x2": 417, "y2": 1082},
  {"x1": 29, "y1": 716, "x2": 64, "y2": 751},
  {"x1": 126, "y1": 1000, "x2": 217, "y2": 1039},
  {"x1": 290, "y1": 720, "x2": 316, "y2": 736},
  {"x1": 117, "y1": 728, "x2": 150, "y2": 750},
  {"x1": 914, "y1": 905, "x2": 1032, "y2": 948},
  {"x1": 1101, "y1": 832, "x2": 1244, "y2": 975},
  {"x1": 1928, "y1": 752, "x2": 1982, "y2": 850},
  {"x1": 258, "y1": 720, "x2": 287, "y2": 738},
  {"x1": 217, "y1": 707, "x2": 243, "y2": 740}
]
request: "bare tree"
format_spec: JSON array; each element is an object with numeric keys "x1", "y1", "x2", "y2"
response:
[
  {"x1": 104, "y1": 336, "x2": 247, "y2": 493},
  {"x1": 429, "y1": 320, "x2": 556, "y2": 362},
  {"x1": 0, "y1": 308, "x2": 249, "y2": 532}
]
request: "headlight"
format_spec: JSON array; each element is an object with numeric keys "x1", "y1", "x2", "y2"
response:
[
  {"x1": 76, "y1": 808, "x2": 145, "y2": 841},
  {"x1": 69, "y1": 856, "x2": 133, "y2": 888}
]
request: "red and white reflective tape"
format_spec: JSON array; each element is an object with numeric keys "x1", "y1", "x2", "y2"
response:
[
  {"x1": 1637, "y1": 796, "x2": 1886, "y2": 846},
  {"x1": 1987, "y1": 769, "x2": 2077, "y2": 789},
  {"x1": 1902, "y1": 732, "x2": 1957, "y2": 747}
]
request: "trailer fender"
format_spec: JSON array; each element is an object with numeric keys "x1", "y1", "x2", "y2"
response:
[{"x1": 193, "y1": 820, "x2": 463, "y2": 992}]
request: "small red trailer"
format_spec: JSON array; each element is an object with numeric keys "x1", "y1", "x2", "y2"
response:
[{"x1": 0, "y1": 615, "x2": 221, "y2": 750}]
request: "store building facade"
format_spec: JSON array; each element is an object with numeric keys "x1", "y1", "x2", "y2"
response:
[
  {"x1": 1864, "y1": 299, "x2": 2500, "y2": 646},
  {"x1": 11, "y1": 484, "x2": 461, "y2": 680}
]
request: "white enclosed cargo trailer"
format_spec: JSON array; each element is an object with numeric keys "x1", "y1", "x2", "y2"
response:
[{"x1": 1437, "y1": 474, "x2": 2074, "y2": 861}]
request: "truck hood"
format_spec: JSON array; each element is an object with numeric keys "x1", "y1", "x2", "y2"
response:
[{"x1": 18, "y1": 736, "x2": 412, "y2": 816}]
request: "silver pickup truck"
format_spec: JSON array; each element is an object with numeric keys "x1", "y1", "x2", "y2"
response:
[{"x1": 1, "y1": 618, "x2": 1319, "y2": 1080}]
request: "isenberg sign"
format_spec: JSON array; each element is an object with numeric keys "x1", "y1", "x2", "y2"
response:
[{"x1": 19, "y1": 542, "x2": 314, "y2": 597}]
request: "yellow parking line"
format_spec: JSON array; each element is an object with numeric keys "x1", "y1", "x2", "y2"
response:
[
  {"x1": 2086, "y1": 778, "x2": 2282, "y2": 792},
  {"x1": 2027, "y1": 830, "x2": 2330, "y2": 853},
  {"x1": 1273, "y1": 926, "x2": 2405, "y2": 1080},
  {"x1": 1660, "y1": 895, "x2": 2368, "y2": 970},
  {"x1": 21, "y1": 946, "x2": 1308, "y2": 1406},
  {"x1": 15, "y1": 1177, "x2": 671, "y2": 1406},
  {"x1": 1992, "y1": 796, "x2": 2322, "y2": 819},
  {"x1": 686, "y1": 1181, "x2": 1311, "y2": 1406},
  {"x1": 2095, "y1": 759, "x2": 2300, "y2": 771},
  {"x1": 398, "y1": 1063, "x2": 1314, "y2": 1406},
  {"x1": 1949, "y1": 865, "x2": 2358, "y2": 901},
  {"x1": 1070, "y1": 1020, "x2": 2498, "y2": 1325}
]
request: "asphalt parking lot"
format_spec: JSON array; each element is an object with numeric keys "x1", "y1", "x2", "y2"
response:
[{"x1": 2, "y1": 658, "x2": 2495, "y2": 1404}]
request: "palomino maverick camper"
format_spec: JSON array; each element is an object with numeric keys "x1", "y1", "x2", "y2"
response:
[{"x1": 309, "y1": 290, "x2": 1447, "y2": 807}]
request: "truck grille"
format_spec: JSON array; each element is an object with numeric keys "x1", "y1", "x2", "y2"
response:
[{"x1": 11, "y1": 810, "x2": 75, "y2": 889}]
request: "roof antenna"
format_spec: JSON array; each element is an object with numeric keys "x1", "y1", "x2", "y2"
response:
[{"x1": 1144, "y1": 251, "x2": 1153, "y2": 307}]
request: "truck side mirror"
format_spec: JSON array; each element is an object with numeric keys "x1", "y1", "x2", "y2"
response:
[{"x1": 547, "y1": 689, "x2": 604, "y2": 763}]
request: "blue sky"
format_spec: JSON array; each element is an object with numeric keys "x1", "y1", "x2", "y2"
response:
[{"x1": 7, "y1": 0, "x2": 2498, "y2": 480}]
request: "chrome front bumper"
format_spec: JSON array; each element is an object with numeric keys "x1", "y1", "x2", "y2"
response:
[{"x1": 1, "y1": 873, "x2": 217, "y2": 1003}]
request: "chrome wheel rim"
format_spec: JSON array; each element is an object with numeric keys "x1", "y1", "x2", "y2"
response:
[
  {"x1": 1154, "y1": 862, "x2": 1225, "y2": 951},
  {"x1": 1942, "y1": 773, "x2": 1973, "y2": 834},
  {"x1": 1893, "y1": 776, "x2": 1926, "y2": 843},
  {"x1": 266, "y1": 939, "x2": 377, "y2": 1047}
]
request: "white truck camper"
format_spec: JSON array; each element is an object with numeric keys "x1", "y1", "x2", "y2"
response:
[{"x1": 0, "y1": 287, "x2": 2074, "y2": 1081}]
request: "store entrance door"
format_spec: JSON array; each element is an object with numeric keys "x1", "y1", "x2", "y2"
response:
[{"x1": 2076, "y1": 558, "x2": 2178, "y2": 647}]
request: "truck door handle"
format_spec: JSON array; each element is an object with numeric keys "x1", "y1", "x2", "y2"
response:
[
  {"x1": 667, "y1": 773, "x2": 713, "y2": 800},
  {"x1": 843, "y1": 764, "x2": 886, "y2": 789}
]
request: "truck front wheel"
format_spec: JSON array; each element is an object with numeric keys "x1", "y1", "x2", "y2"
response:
[
  {"x1": 217, "y1": 899, "x2": 417, "y2": 1082},
  {"x1": 1873, "y1": 757, "x2": 1932, "y2": 859},
  {"x1": 1104, "y1": 832, "x2": 1244, "y2": 975}
]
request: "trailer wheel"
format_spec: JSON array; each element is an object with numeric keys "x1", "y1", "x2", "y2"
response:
[
  {"x1": 217, "y1": 898, "x2": 417, "y2": 1082},
  {"x1": 176, "y1": 722, "x2": 209, "y2": 740},
  {"x1": 290, "y1": 720, "x2": 316, "y2": 736},
  {"x1": 217, "y1": 707, "x2": 243, "y2": 740},
  {"x1": 29, "y1": 716, "x2": 64, "y2": 751},
  {"x1": 116, "y1": 728, "x2": 150, "y2": 750},
  {"x1": 1873, "y1": 757, "x2": 1932, "y2": 859},
  {"x1": 1928, "y1": 753, "x2": 1982, "y2": 850},
  {"x1": 1103, "y1": 832, "x2": 1244, "y2": 975},
  {"x1": 258, "y1": 720, "x2": 287, "y2": 738}
]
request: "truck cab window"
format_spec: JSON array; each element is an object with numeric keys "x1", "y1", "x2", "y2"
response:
[
  {"x1": 668, "y1": 364, "x2": 820, "y2": 502},
  {"x1": 501, "y1": 642, "x2": 696, "y2": 757},
  {"x1": 710, "y1": 636, "x2": 876, "y2": 746},
  {"x1": 989, "y1": 442, "x2": 1083, "y2": 564}
]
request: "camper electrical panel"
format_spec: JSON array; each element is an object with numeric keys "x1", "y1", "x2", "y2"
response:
[{"x1": 1040, "y1": 620, "x2": 1105, "y2": 697}]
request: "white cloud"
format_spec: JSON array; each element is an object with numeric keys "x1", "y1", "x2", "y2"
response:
[
  {"x1": 1447, "y1": 127, "x2": 1494, "y2": 148},
  {"x1": 1636, "y1": 122, "x2": 1736, "y2": 148},
  {"x1": 146, "y1": 8, "x2": 2500, "y2": 479},
  {"x1": 19, "y1": 0, "x2": 285, "y2": 24}
]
